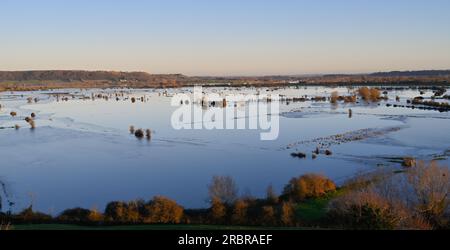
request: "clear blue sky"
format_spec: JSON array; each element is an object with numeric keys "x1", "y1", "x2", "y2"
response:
[{"x1": 1, "y1": 0, "x2": 450, "y2": 75}]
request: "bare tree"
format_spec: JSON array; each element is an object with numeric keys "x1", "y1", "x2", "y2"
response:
[{"x1": 208, "y1": 176, "x2": 238, "y2": 205}]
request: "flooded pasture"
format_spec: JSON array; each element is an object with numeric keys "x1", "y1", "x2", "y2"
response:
[{"x1": 0, "y1": 86, "x2": 449, "y2": 214}]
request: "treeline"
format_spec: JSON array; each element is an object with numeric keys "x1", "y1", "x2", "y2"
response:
[
  {"x1": 1, "y1": 70, "x2": 450, "y2": 92},
  {"x1": 369, "y1": 70, "x2": 450, "y2": 77},
  {"x1": 1, "y1": 161, "x2": 449, "y2": 230},
  {"x1": 0, "y1": 71, "x2": 185, "y2": 82}
]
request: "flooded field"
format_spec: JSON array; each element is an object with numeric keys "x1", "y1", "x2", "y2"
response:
[{"x1": 1, "y1": 86, "x2": 449, "y2": 214}]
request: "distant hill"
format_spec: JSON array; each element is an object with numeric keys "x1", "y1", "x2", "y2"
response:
[
  {"x1": 0, "y1": 70, "x2": 166, "y2": 82},
  {"x1": 0, "y1": 70, "x2": 449, "y2": 91},
  {"x1": 369, "y1": 70, "x2": 450, "y2": 77}
]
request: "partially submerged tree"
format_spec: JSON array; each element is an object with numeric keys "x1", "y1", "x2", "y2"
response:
[
  {"x1": 129, "y1": 125, "x2": 135, "y2": 134},
  {"x1": 145, "y1": 129, "x2": 152, "y2": 141},
  {"x1": 134, "y1": 129, "x2": 144, "y2": 139},
  {"x1": 330, "y1": 91, "x2": 339, "y2": 104}
]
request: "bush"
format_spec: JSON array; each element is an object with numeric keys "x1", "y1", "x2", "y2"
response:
[
  {"x1": 104, "y1": 201, "x2": 128, "y2": 222},
  {"x1": 330, "y1": 91, "x2": 339, "y2": 104},
  {"x1": 260, "y1": 206, "x2": 276, "y2": 226},
  {"x1": 282, "y1": 174, "x2": 336, "y2": 202},
  {"x1": 28, "y1": 119, "x2": 36, "y2": 129},
  {"x1": 143, "y1": 196, "x2": 184, "y2": 224},
  {"x1": 14, "y1": 206, "x2": 52, "y2": 223},
  {"x1": 358, "y1": 87, "x2": 371, "y2": 101},
  {"x1": 358, "y1": 87, "x2": 381, "y2": 102},
  {"x1": 145, "y1": 129, "x2": 152, "y2": 140},
  {"x1": 407, "y1": 161, "x2": 450, "y2": 228},
  {"x1": 280, "y1": 202, "x2": 296, "y2": 226},
  {"x1": 209, "y1": 198, "x2": 227, "y2": 224},
  {"x1": 231, "y1": 200, "x2": 249, "y2": 225},
  {"x1": 369, "y1": 88, "x2": 381, "y2": 101},
  {"x1": 134, "y1": 129, "x2": 144, "y2": 139},
  {"x1": 403, "y1": 157, "x2": 416, "y2": 167},
  {"x1": 327, "y1": 190, "x2": 406, "y2": 230},
  {"x1": 328, "y1": 161, "x2": 449, "y2": 229},
  {"x1": 88, "y1": 208, "x2": 104, "y2": 223},
  {"x1": 58, "y1": 208, "x2": 92, "y2": 223}
]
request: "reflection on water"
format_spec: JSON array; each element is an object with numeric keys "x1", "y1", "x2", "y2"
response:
[{"x1": 0, "y1": 86, "x2": 449, "y2": 214}]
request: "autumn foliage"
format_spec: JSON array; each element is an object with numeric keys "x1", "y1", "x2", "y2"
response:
[
  {"x1": 358, "y1": 87, "x2": 382, "y2": 102},
  {"x1": 282, "y1": 174, "x2": 337, "y2": 202}
]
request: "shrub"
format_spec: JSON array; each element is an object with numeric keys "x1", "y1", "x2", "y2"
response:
[
  {"x1": 403, "y1": 157, "x2": 416, "y2": 167},
  {"x1": 143, "y1": 196, "x2": 184, "y2": 224},
  {"x1": 231, "y1": 200, "x2": 249, "y2": 225},
  {"x1": 329, "y1": 161, "x2": 449, "y2": 229},
  {"x1": 145, "y1": 129, "x2": 152, "y2": 141},
  {"x1": 104, "y1": 201, "x2": 128, "y2": 222},
  {"x1": 327, "y1": 189, "x2": 409, "y2": 230},
  {"x1": 209, "y1": 198, "x2": 227, "y2": 224},
  {"x1": 369, "y1": 88, "x2": 381, "y2": 101},
  {"x1": 10, "y1": 112, "x2": 17, "y2": 117},
  {"x1": 124, "y1": 201, "x2": 141, "y2": 223},
  {"x1": 407, "y1": 161, "x2": 450, "y2": 228},
  {"x1": 129, "y1": 125, "x2": 135, "y2": 134},
  {"x1": 58, "y1": 208, "x2": 92, "y2": 223},
  {"x1": 260, "y1": 206, "x2": 276, "y2": 226},
  {"x1": 358, "y1": 87, "x2": 381, "y2": 102},
  {"x1": 280, "y1": 202, "x2": 296, "y2": 226},
  {"x1": 330, "y1": 91, "x2": 339, "y2": 104},
  {"x1": 282, "y1": 174, "x2": 336, "y2": 202},
  {"x1": 358, "y1": 87, "x2": 371, "y2": 101},
  {"x1": 88, "y1": 208, "x2": 104, "y2": 223},
  {"x1": 134, "y1": 129, "x2": 144, "y2": 139},
  {"x1": 28, "y1": 119, "x2": 36, "y2": 129},
  {"x1": 344, "y1": 96, "x2": 357, "y2": 103},
  {"x1": 14, "y1": 206, "x2": 52, "y2": 223}
]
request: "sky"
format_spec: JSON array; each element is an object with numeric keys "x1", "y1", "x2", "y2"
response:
[{"x1": 1, "y1": 0, "x2": 450, "y2": 76}]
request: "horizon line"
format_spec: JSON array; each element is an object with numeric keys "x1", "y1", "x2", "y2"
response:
[{"x1": 1, "y1": 68, "x2": 450, "y2": 78}]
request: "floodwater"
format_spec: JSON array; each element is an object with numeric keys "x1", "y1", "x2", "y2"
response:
[{"x1": 0, "y1": 86, "x2": 449, "y2": 214}]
